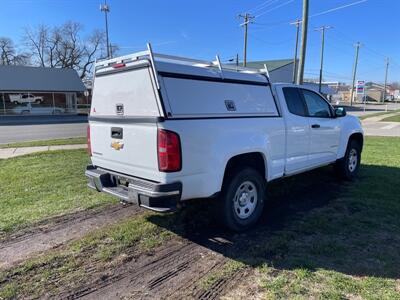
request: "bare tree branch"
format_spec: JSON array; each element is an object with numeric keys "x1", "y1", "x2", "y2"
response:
[
  {"x1": 23, "y1": 22, "x2": 107, "y2": 78},
  {"x1": 0, "y1": 37, "x2": 30, "y2": 65}
]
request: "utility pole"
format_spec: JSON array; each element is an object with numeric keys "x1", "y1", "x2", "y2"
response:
[
  {"x1": 290, "y1": 19, "x2": 301, "y2": 84},
  {"x1": 350, "y1": 42, "x2": 361, "y2": 106},
  {"x1": 239, "y1": 13, "x2": 254, "y2": 67},
  {"x1": 383, "y1": 57, "x2": 389, "y2": 102},
  {"x1": 315, "y1": 25, "x2": 332, "y2": 93},
  {"x1": 296, "y1": 0, "x2": 309, "y2": 85},
  {"x1": 100, "y1": 0, "x2": 111, "y2": 58}
]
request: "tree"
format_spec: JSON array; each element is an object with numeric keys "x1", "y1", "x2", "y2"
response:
[
  {"x1": 24, "y1": 22, "x2": 108, "y2": 79},
  {"x1": 0, "y1": 37, "x2": 30, "y2": 65}
]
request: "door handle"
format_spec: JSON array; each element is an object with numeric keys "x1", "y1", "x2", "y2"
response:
[{"x1": 311, "y1": 124, "x2": 320, "y2": 129}]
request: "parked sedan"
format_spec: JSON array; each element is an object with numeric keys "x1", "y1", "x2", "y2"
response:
[{"x1": 11, "y1": 103, "x2": 65, "y2": 115}]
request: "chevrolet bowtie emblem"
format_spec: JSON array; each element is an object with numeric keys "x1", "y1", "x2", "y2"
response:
[{"x1": 111, "y1": 141, "x2": 124, "y2": 150}]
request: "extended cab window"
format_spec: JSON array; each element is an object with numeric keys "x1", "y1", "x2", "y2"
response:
[
  {"x1": 282, "y1": 87, "x2": 307, "y2": 116},
  {"x1": 301, "y1": 89, "x2": 332, "y2": 118}
]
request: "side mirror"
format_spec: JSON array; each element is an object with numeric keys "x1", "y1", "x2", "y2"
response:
[{"x1": 334, "y1": 107, "x2": 346, "y2": 118}]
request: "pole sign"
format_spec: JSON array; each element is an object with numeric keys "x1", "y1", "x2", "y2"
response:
[{"x1": 356, "y1": 80, "x2": 365, "y2": 95}]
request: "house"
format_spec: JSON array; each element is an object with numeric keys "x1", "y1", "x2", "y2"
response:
[
  {"x1": 364, "y1": 82, "x2": 385, "y2": 102},
  {"x1": 0, "y1": 65, "x2": 85, "y2": 115}
]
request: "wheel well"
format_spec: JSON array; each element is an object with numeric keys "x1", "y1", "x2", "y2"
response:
[
  {"x1": 349, "y1": 133, "x2": 363, "y2": 152},
  {"x1": 223, "y1": 152, "x2": 266, "y2": 183}
]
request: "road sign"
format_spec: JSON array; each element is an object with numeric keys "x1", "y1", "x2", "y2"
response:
[{"x1": 356, "y1": 80, "x2": 365, "y2": 95}]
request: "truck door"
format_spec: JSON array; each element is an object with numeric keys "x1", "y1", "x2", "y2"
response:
[
  {"x1": 299, "y1": 89, "x2": 341, "y2": 166},
  {"x1": 281, "y1": 87, "x2": 311, "y2": 174}
]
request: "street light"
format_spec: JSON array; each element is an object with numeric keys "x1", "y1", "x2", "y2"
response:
[{"x1": 100, "y1": 1, "x2": 110, "y2": 58}]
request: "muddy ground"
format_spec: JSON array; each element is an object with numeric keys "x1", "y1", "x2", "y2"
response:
[
  {"x1": 0, "y1": 167, "x2": 342, "y2": 299},
  {"x1": 0, "y1": 204, "x2": 142, "y2": 269}
]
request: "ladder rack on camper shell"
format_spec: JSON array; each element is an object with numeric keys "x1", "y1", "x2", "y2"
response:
[{"x1": 95, "y1": 43, "x2": 270, "y2": 80}]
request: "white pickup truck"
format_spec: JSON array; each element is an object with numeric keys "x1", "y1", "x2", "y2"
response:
[
  {"x1": 86, "y1": 46, "x2": 363, "y2": 231},
  {"x1": 9, "y1": 93, "x2": 44, "y2": 104}
]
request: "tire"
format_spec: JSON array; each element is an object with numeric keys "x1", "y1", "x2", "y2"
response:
[
  {"x1": 335, "y1": 139, "x2": 361, "y2": 180},
  {"x1": 218, "y1": 167, "x2": 266, "y2": 232}
]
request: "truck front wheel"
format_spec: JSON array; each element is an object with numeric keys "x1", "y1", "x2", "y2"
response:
[
  {"x1": 219, "y1": 167, "x2": 266, "y2": 231},
  {"x1": 335, "y1": 139, "x2": 361, "y2": 180}
]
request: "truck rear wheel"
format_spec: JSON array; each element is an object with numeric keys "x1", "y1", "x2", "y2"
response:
[
  {"x1": 335, "y1": 139, "x2": 361, "y2": 180},
  {"x1": 219, "y1": 167, "x2": 266, "y2": 231}
]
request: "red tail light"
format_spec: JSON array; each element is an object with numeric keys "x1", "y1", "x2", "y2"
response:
[
  {"x1": 157, "y1": 129, "x2": 181, "y2": 172},
  {"x1": 87, "y1": 125, "x2": 92, "y2": 156},
  {"x1": 112, "y1": 63, "x2": 126, "y2": 69}
]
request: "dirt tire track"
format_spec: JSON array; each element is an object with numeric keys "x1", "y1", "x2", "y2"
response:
[
  {"x1": 57, "y1": 236, "x2": 241, "y2": 300},
  {"x1": 59, "y1": 241, "x2": 194, "y2": 299},
  {"x1": 0, "y1": 204, "x2": 142, "y2": 269},
  {"x1": 193, "y1": 268, "x2": 250, "y2": 300}
]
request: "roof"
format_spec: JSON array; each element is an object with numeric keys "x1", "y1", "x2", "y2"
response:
[
  {"x1": 244, "y1": 59, "x2": 294, "y2": 72},
  {"x1": 0, "y1": 65, "x2": 86, "y2": 92}
]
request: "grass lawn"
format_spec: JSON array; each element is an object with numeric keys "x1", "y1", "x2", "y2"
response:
[
  {"x1": 0, "y1": 137, "x2": 86, "y2": 149},
  {"x1": 358, "y1": 110, "x2": 400, "y2": 120},
  {"x1": 381, "y1": 114, "x2": 400, "y2": 122},
  {"x1": 0, "y1": 149, "x2": 115, "y2": 235},
  {"x1": 245, "y1": 136, "x2": 400, "y2": 299},
  {"x1": 0, "y1": 137, "x2": 399, "y2": 299}
]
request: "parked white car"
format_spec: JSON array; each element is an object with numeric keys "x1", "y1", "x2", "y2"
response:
[
  {"x1": 9, "y1": 93, "x2": 44, "y2": 104},
  {"x1": 12, "y1": 103, "x2": 64, "y2": 115},
  {"x1": 86, "y1": 46, "x2": 364, "y2": 231}
]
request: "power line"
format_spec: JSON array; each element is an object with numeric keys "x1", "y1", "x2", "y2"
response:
[
  {"x1": 253, "y1": 0, "x2": 368, "y2": 29},
  {"x1": 248, "y1": 33, "x2": 293, "y2": 46},
  {"x1": 309, "y1": 0, "x2": 367, "y2": 18},
  {"x1": 254, "y1": 0, "x2": 296, "y2": 18},
  {"x1": 246, "y1": 0, "x2": 281, "y2": 14}
]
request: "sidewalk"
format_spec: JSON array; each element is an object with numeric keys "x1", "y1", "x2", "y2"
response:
[
  {"x1": 361, "y1": 112, "x2": 399, "y2": 123},
  {"x1": 0, "y1": 144, "x2": 86, "y2": 159},
  {"x1": 361, "y1": 112, "x2": 400, "y2": 137}
]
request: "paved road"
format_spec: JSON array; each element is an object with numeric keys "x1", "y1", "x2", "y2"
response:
[
  {"x1": 0, "y1": 115, "x2": 87, "y2": 126},
  {"x1": 0, "y1": 123, "x2": 87, "y2": 144}
]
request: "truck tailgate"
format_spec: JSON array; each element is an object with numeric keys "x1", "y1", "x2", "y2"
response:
[{"x1": 90, "y1": 121, "x2": 161, "y2": 181}]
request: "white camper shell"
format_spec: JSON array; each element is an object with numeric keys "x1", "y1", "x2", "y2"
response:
[{"x1": 87, "y1": 46, "x2": 280, "y2": 210}]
